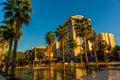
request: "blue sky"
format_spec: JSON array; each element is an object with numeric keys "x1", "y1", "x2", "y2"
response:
[{"x1": 0, "y1": 0, "x2": 120, "y2": 52}]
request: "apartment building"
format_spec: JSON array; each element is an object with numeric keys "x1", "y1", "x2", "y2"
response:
[
  {"x1": 63, "y1": 15, "x2": 84, "y2": 58},
  {"x1": 52, "y1": 15, "x2": 92, "y2": 60},
  {"x1": 32, "y1": 46, "x2": 47, "y2": 61},
  {"x1": 98, "y1": 32, "x2": 116, "y2": 48},
  {"x1": 52, "y1": 41, "x2": 61, "y2": 57}
]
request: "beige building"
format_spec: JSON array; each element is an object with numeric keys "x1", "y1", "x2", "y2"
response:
[
  {"x1": 32, "y1": 46, "x2": 47, "y2": 61},
  {"x1": 64, "y1": 15, "x2": 91, "y2": 57},
  {"x1": 52, "y1": 15, "x2": 92, "y2": 59},
  {"x1": 52, "y1": 41, "x2": 61, "y2": 57},
  {"x1": 98, "y1": 32, "x2": 116, "y2": 48}
]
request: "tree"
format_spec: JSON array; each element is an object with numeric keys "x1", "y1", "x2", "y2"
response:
[
  {"x1": 2, "y1": 0, "x2": 32, "y2": 79},
  {"x1": 74, "y1": 17, "x2": 93, "y2": 68},
  {"x1": 36, "y1": 49, "x2": 45, "y2": 66},
  {"x1": 24, "y1": 50, "x2": 33, "y2": 65},
  {"x1": 89, "y1": 31, "x2": 99, "y2": 69},
  {"x1": 111, "y1": 45, "x2": 120, "y2": 61},
  {"x1": 16, "y1": 52, "x2": 25, "y2": 64},
  {"x1": 45, "y1": 31, "x2": 55, "y2": 65},
  {"x1": 67, "y1": 39, "x2": 78, "y2": 62},
  {"x1": 98, "y1": 40, "x2": 108, "y2": 67},
  {"x1": 0, "y1": 35, "x2": 8, "y2": 73},
  {"x1": 0, "y1": 23, "x2": 15, "y2": 75},
  {"x1": 55, "y1": 25, "x2": 69, "y2": 63}
]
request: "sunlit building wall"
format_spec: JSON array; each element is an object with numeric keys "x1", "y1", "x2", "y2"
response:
[
  {"x1": 108, "y1": 33, "x2": 116, "y2": 48},
  {"x1": 63, "y1": 15, "x2": 83, "y2": 57},
  {"x1": 32, "y1": 46, "x2": 47, "y2": 61},
  {"x1": 88, "y1": 40, "x2": 92, "y2": 51},
  {"x1": 52, "y1": 15, "x2": 93, "y2": 59},
  {"x1": 52, "y1": 41, "x2": 61, "y2": 58},
  {"x1": 98, "y1": 32, "x2": 115, "y2": 48},
  {"x1": 63, "y1": 15, "x2": 92, "y2": 57}
]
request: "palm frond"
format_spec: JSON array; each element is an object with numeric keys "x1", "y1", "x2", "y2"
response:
[{"x1": 4, "y1": 11, "x2": 13, "y2": 19}]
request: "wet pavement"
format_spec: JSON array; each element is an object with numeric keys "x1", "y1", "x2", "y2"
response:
[{"x1": 77, "y1": 66, "x2": 120, "y2": 80}]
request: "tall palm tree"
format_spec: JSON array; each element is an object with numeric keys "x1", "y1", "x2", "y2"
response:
[
  {"x1": 45, "y1": 31, "x2": 55, "y2": 65},
  {"x1": 0, "y1": 35, "x2": 8, "y2": 72},
  {"x1": 2, "y1": 0, "x2": 32, "y2": 79},
  {"x1": 74, "y1": 17, "x2": 93, "y2": 68},
  {"x1": 0, "y1": 24, "x2": 15, "y2": 75},
  {"x1": 89, "y1": 31, "x2": 99, "y2": 69},
  {"x1": 55, "y1": 25, "x2": 69, "y2": 63},
  {"x1": 98, "y1": 40, "x2": 108, "y2": 67},
  {"x1": 67, "y1": 39, "x2": 78, "y2": 63},
  {"x1": 0, "y1": 38, "x2": 8, "y2": 61},
  {"x1": 0, "y1": 21, "x2": 23, "y2": 75},
  {"x1": 45, "y1": 31, "x2": 55, "y2": 80}
]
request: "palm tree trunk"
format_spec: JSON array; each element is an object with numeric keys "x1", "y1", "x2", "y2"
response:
[
  {"x1": 0, "y1": 41, "x2": 7, "y2": 72},
  {"x1": 83, "y1": 37, "x2": 89, "y2": 69},
  {"x1": 2, "y1": 41, "x2": 7, "y2": 60},
  {"x1": 62, "y1": 50, "x2": 65, "y2": 63},
  {"x1": 10, "y1": 31, "x2": 18, "y2": 79},
  {"x1": 62, "y1": 39, "x2": 65, "y2": 63},
  {"x1": 73, "y1": 49, "x2": 76, "y2": 63},
  {"x1": 93, "y1": 44, "x2": 99, "y2": 69},
  {"x1": 79, "y1": 45, "x2": 83, "y2": 67},
  {"x1": 48, "y1": 45, "x2": 51, "y2": 67},
  {"x1": 4, "y1": 39, "x2": 13, "y2": 75},
  {"x1": 104, "y1": 50, "x2": 107, "y2": 67},
  {"x1": 10, "y1": 22, "x2": 20, "y2": 79}
]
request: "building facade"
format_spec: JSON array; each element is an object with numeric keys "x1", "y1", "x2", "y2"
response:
[
  {"x1": 63, "y1": 15, "x2": 85, "y2": 58},
  {"x1": 98, "y1": 32, "x2": 116, "y2": 48},
  {"x1": 52, "y1": 15, "x2": 92, "y2": 60},
  {"x1": 32, "y1": 46, "x2": 47, "y2": 61},
  {"x1": 52, "y1": 41, "x2": 61, "y2": 58}
]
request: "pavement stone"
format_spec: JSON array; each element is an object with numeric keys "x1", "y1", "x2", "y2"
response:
[{"x1": 77, "y1": 66, "x2": 120, "y2": 80}]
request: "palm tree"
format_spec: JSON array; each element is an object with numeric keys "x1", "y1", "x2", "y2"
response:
[
  {"x1": 98, "y1": 40, "x2": 108, "y2": 67},
  {"x1": 0, "y1": 21, "x2": 23, "y2": 75},
  {"x1": 0, "y1": 34, "x2": 8, "y2": 73},
  {"x1": 45, "y1": 31, "x2": 55, "y2": 80},
  {"x1": 112, "y1": 45, "x2": 120, "y2": 61},
  {"x1": 0, "y1": 24, "x2": 15, "y2": 75},
  {"x1": 36, "y1": 49, "x2": 45, "y2": 67},
  {"x1": 74, "y1": 17, "x2": 93, "y2": 68},
  {"x1": 55, "y1": 25, "x2": 69, "y2": 63},
  {"x1": 89, "y1": 31, "x2": 99, "y2": 69},
  {"x1": 2, "y1": 0, "x2": 32, "y2": 79},
  {"x1": 67, "y1": 39, "x2": 78, "y2": 63},
  {"x1": 24, "y1": 50, "x2": 33, "y2": 66},
  {"x1": 0, "y1": 38, "x2": 8, "y2": 62},
  {"x1": 45, "y1": 31, "x2": 55, "y2": 65}
]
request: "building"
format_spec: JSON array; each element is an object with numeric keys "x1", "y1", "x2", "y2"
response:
[
  {"x1": 52, "y1": 41, "x2": 61, "y2": 58},
  {"x1": 52, "y1": 15, "x2": 92, "y2": 60},
  {"x1": 63, "y1": 15, "x2": 91, "y2": 58},
  {"x1": 32, "y1": 46, "x2": 47, "y2": 61},
  {"x1": 98, "y1": 32, "x2": 116, "y2": 48}
]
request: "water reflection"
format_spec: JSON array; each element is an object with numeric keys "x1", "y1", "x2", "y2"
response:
[{"x1": 16, "y1": 63, "x2": 97, "y2": 80}]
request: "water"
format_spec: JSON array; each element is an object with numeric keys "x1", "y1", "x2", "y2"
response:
[{"x1": 15, "y1": 63, "x2": 99, "y2": 80}]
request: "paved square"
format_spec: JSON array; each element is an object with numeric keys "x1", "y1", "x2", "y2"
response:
[{"x1": 77, "y1": 67, "x2": 120, "y2": 80}]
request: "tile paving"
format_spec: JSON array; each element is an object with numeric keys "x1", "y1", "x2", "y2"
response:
[
  {"x1": 77, "y1": 66, "x2": 120, "y2": 80},
  {"x1": 0, "y1": 75, "x2": 6, "y2": 80}
]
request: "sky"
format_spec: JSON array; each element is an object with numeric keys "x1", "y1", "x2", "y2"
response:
[{"x1": 0, "y1": 0, "x2": 120, "y2": 52}]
